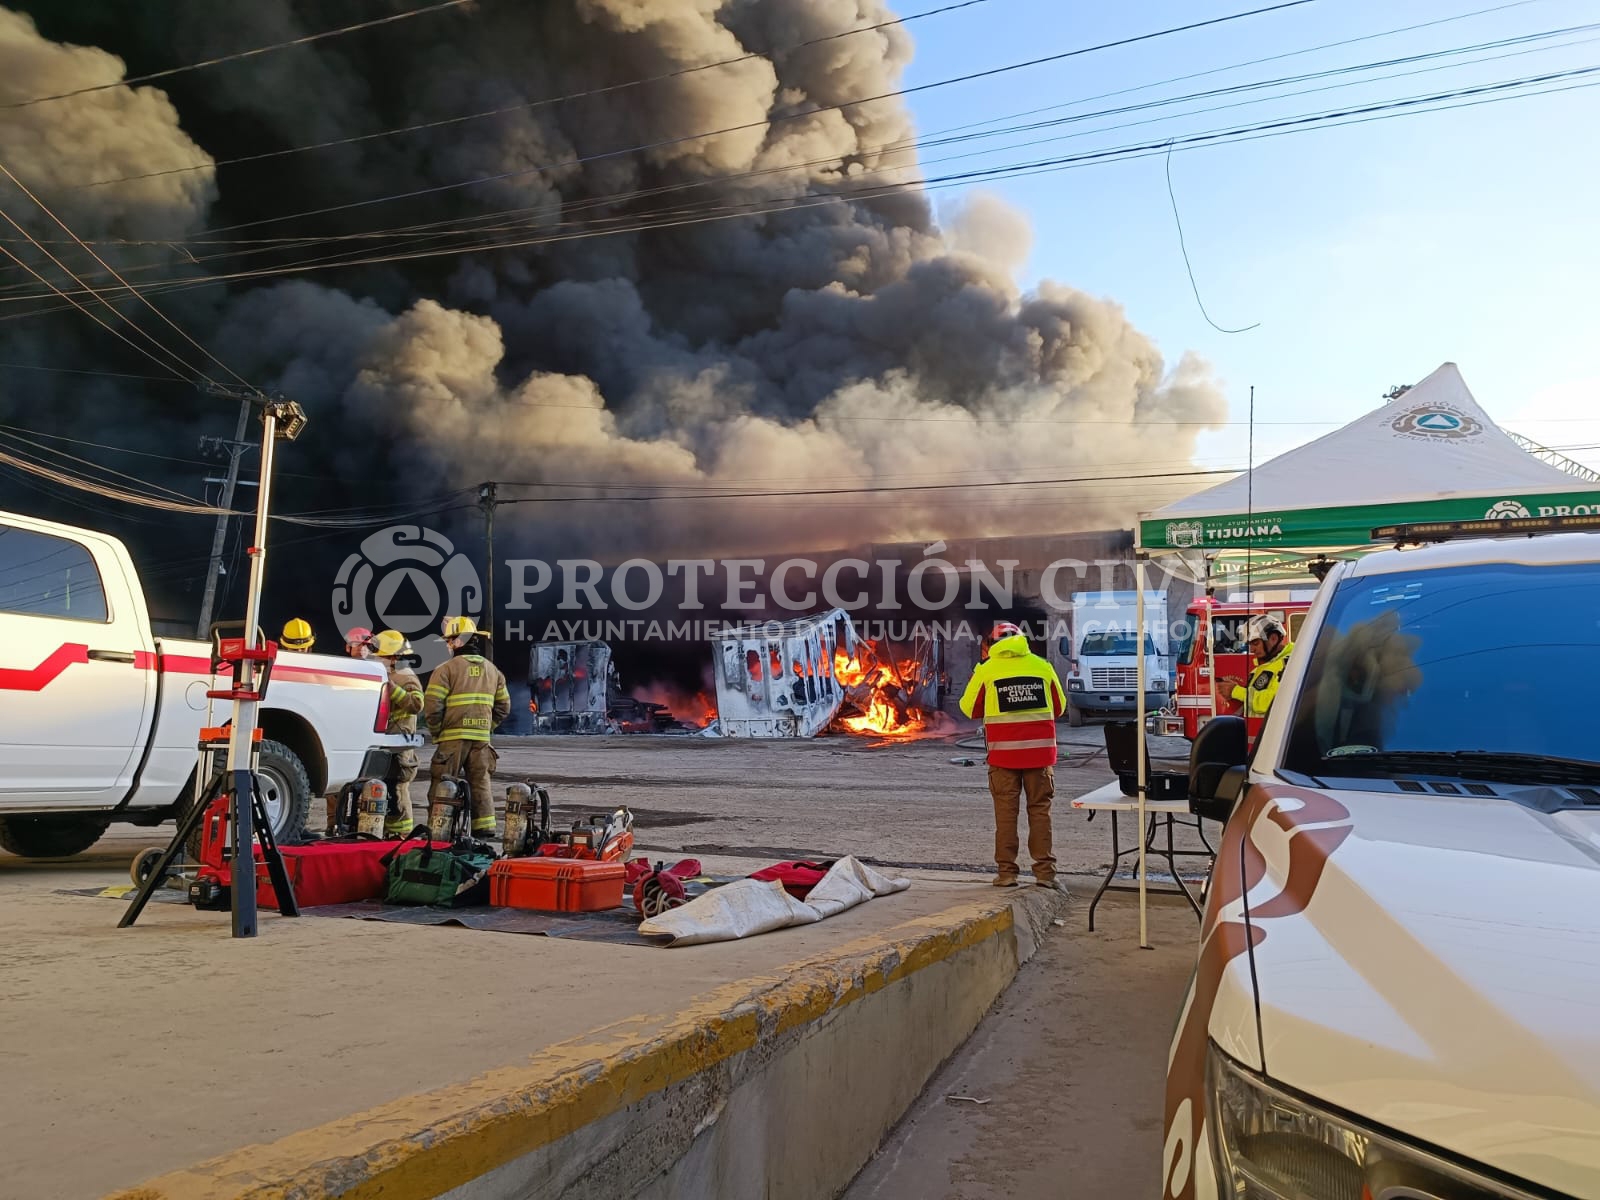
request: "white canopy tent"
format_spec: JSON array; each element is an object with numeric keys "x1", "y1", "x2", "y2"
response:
[{"x1": 1121, "y1": 363, "x2": 1600, "y2": 944}]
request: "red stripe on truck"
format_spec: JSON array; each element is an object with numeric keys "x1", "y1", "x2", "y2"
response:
[
  {"x1": 0, "y1": 642, "x2": 89, "y2": 691},
  {"x1": 0, "y1": 643, "x2": 382, "y2": 692}
]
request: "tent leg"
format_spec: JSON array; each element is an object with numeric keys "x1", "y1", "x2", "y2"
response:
[{"x1": 1136, "y1": 560, "x2": 1149, "y2": 949}]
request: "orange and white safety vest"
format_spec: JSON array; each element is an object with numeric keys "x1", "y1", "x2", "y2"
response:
[{"x1": 958, "y1": 633, "x2": 1066, "y2": 768}]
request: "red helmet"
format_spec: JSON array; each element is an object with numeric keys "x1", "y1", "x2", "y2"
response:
[
  {"x1": 344, "y1": 626, "x2": 373, "y2": 656},
  {"x1": 990, "y1": 621, "x2": 1023, "y2": 640}
]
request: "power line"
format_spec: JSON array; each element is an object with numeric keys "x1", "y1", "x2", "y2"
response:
[
  {"x1": 4, "y1": 15, "x2": 1582, "y2": 300},
  {"x1": 192, "y1": 0, "x2": 1319, "y2": 236},
  {"x1": 51, "y1": 61, "x2": 1598, "y2": 303},
  {"x1": 0, "y1": 159, "x2": 256, "y2": 390},
  {"x1": 0, "y1": 219, "x2": 201, "y2": 380},
  {"x1": 2, "y1": 0, "x2": 475, "y2": 110},
  {"x1": 71, "y1": 0, "x2": 997, "y2": 191},
  {"x1": 1164, "y1": 142, "x2": 1261, "y2": 334}
]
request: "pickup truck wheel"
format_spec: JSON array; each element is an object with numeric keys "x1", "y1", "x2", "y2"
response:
[
  {"x1": 0, "y1": 814, "x2": 111, "y2": 858},
  {"x1": 256, "y1": 739, "x2": 312, "y2": 846}
]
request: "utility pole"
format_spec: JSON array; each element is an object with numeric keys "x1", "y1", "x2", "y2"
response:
[
  {"x1": 196, "y1": 387, "x2": 258, "y2": 639},
  {"x1": 478, "y1": 480, "x2": 497, "y2": 658}
]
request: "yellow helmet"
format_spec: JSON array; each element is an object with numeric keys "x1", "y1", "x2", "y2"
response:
[
  {"x1": 372, "y1": 629, "x2": 409, "y2": 657},
  {"x1": 441, "y1": 615, "x2": 481, "y2": 641},
  {"x1": 280, "y1": 618, "x2": 315, "y2": 651}
]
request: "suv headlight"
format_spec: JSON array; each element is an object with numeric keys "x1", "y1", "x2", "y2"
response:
[{"x1": 1208, "y1": 1045, "x2": 1543, "y2": 1199}]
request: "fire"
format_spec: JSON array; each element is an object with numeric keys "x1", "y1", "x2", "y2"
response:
[
  {"x1": 630, "y1": 683, "x2": 717, "y2": 728},
  {"x1": 833, "y1": 643, "x2": 936, "y2": 738}
]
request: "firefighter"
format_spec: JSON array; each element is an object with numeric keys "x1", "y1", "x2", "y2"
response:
[
  {"x1": 1222, "y1": 615, "x2": 1293, "y2": 718},
  {"x1": 280, "y1": 618, "x2": 315, "y2": 652},
  {"x1": 424, "y1": 616, "x2": 511, "y2": 840},
  {"x1": 323, "y1": 626, "x2": 379, "y2": 831},
  {"x1": 372, "y1": 629, "x2": 422, "y2": 837},
  {"x1": 959, "y1": 622, "x2": 1068, "y2": 892}
]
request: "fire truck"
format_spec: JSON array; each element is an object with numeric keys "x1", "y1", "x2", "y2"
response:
[{"x1": 1149, "y1": 598, "x2": 1313, "y2": 742}]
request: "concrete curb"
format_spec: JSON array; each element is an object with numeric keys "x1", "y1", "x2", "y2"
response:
[{"x1": 109, "y1": 888, "x2": 1065, "y2": 1200}]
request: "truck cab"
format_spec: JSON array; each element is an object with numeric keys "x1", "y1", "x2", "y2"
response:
[
  {"x1": 1166, "y1": 528, "x2": 1600, "y2": 1200},
  {"x1": 0, "y1": 509, "x2": 409, "y2": 858},
  {"x1": 1063, "y1": 590, "x2": 1169, "y2": 727}
]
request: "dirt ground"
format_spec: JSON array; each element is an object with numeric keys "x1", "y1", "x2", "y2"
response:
[{"x1": 844, "y1": 892, "x2": 1198, "y2": 1199}]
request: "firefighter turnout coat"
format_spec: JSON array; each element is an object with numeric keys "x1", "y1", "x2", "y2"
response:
[
  {"x1": 1230, "y1": 641, "x2": 1294, "y2": 718},
  {"x1": 958, "y1": 632, "x2": 1067, "y2": 768},
  {"x1": 387, "y1": 664, "x2": 424, "y2": 735},
  {"x1": 423, "y1": 653, "x2": 511, "y2": 743}
]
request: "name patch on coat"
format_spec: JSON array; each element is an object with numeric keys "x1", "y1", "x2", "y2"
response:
[{"x1": 993, "y1": 676, "x2": 1047, "y2": 712}]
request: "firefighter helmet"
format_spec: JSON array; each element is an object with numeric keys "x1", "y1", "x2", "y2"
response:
[
  {"x1": 344, "y1": 626, "x2": 373, "y2": 653},
  {"x1": 1246, "y1": 615, "x2": 1283, "y2": 643},
  {"x1": 280, "y1": 618, "x2": 315, "y2": 651},
  {"x1": 990, "y1": 621, "x2": 1023, "y2": 640},
  {"x1": 441, "y1": 615, "x2": 483, "y2": 642},
  {"x1": 372, "y1": 629, "x2": 409, "y2": 658}
]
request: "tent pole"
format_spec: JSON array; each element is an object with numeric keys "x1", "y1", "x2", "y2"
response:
[
  {"x1": 1205, "y1": 555, "x2": 1218, "y2": 723},
  {"x1": 1136, "y1": 559, "x2": 1149, "y2": 949}
]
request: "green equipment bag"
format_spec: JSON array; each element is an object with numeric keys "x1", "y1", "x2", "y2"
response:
[{"x1": 381, "y1": 827, "x2": 497, "y2": 908}]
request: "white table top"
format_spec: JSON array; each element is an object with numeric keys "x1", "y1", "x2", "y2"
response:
[{"x1": 1071, "y1": 778, "x2": 1193, "y2": 814}]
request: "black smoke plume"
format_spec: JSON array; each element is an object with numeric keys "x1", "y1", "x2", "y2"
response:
[{"x1": 0, "y1": 0, "x2": 1224, "y2": 629}]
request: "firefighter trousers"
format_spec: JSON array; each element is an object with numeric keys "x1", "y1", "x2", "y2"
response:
[
  {"x1": 988, "y1": 765, "x2": 1056, "y2": 882},
  {"x1": 430, "y1": 740, "x2": 498, "y2": 833},
  {"x1": 386, "y1": 748, "x2": 418, "y2": 834}
]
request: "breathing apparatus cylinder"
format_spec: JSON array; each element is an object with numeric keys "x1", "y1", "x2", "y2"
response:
[
  {"x1": 503, "y1": 783, "x2": 533, "y2": 856},
  {"x1": 356, "y1": 778, "x2": 389, "y2": 838},
  {"x1": 428, "y1": 778, "x2": 462, "y2": 842}
]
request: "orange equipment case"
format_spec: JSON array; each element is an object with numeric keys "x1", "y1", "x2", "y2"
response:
[{"x1": 487, "y1": 857, "x2": 627, "y2": 912}]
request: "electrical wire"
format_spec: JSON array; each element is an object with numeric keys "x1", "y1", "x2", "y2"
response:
[
  {"x1": 72, "y1": 0, "x2": 997, "y2": 191},
  {"x1": 189, "y1": 0, "x2": 1319, "y2": 237},
  {"x1": 36, "y1": 61, "x2": 1590, "y2": 306},
  {"x1": 1165, "y1": 141, "x2": 1261, "y2": 334},
  {"x1": 0, "y1": 160, "x2": 257, "y2": 390},
  {"x1": 2, "y1": 0, "x2": 475, "y2": 110},
  {"x1": 4, "y1": 16, "x2": 1586, "y2": 302}
]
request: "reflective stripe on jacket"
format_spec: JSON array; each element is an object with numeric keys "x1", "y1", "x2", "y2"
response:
[
  {"x1": 1229, "y1": 641, "x2": 1292, "y2": 718},
  {"x1": 387, "y1": 665, "x2": 423, "y2": 735},
  {"x1": 424, "y1": 654, "x2": 511, "y2": 743},
  {"x1": 958, "y1": 633, "x2": 1067, "y2": 768}
]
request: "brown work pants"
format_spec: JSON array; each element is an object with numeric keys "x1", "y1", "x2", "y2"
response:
[
  {"x1": 430, "y1": 740, "x2": 498, "y2": 833},
  {"x1": 988, "y1": 765, "x2": 1056, "y2": 882}
]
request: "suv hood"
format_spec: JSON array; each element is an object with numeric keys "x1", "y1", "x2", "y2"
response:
[{"x1": 1248, "y1": 785, "x2": 1600, "y2": 1196}]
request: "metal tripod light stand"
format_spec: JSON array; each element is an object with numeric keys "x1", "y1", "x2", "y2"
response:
[{"x1": 120, "y1": 398, "x2": 308, "y2": 937}]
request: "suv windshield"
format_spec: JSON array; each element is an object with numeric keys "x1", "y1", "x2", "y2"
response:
[
  {"x1": 1283, "y1": 562, "x2": 1600, "y2": 777},
  {"x1": 1080, "y1": 631, "x2": 1156, "y2": 657}
]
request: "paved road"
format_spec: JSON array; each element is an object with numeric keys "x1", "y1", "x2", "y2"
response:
[{"x1": 844, "y1": 892, "x2": 1198, "y2": 1199}]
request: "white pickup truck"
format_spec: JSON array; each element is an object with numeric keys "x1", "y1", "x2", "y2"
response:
[
  {"x1": 0, "y1": 509, "x2": 410, "y2": 858},
  {"x1": 1166, "y1": 527, "x2": 1600, "y2": 1200}
]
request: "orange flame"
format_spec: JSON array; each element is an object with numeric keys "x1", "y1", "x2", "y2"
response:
[
  {"x1": 833, "y1": 643, "x2": 934, "y2": 738},
  {"x1": 629, "y1": 683, "x2": 718, "y2": 728}
]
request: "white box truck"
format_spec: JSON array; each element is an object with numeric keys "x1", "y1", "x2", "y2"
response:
[{"x1": 1063, "y1": 590, "x2": 1169, "y2": 727}]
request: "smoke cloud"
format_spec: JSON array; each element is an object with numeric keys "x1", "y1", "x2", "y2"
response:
[{"x1": 0, "y1": 0, "x2": 1225, "y2": 584}]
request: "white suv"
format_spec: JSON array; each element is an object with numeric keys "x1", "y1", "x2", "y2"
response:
[{"x1": 1165, "y1": 530, "x2": 1600, "y2": 1200}]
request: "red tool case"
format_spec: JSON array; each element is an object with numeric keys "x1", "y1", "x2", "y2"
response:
[{"x1": 487, "y1": 858, "x2": 626, "y2": 912}]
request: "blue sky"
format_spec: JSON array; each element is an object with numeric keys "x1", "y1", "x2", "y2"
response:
[{"x1": 899, "y1": 0, "x2": 1600, "y2": 472}]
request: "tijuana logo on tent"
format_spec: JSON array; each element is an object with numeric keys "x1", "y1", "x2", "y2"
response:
[
  {"x1": 1165, "y1": 520, "x2": 1204, "y2": 548},
  {"x1": 1485, "y1": 500, "x2": 1532, "y2": 519},
  {"x1": 1390, "y1": 404, "x2": 1483, "y2": 440}
]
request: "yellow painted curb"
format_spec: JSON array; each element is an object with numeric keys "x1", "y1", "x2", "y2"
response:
[{"x1": 108, "y1": 896, "x2": 1018, "y2": 1200}]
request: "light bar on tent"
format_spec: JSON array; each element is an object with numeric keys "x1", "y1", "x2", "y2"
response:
[{"x1": 1373, "y1": 514, "x2": 1600, "y2": 544}]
